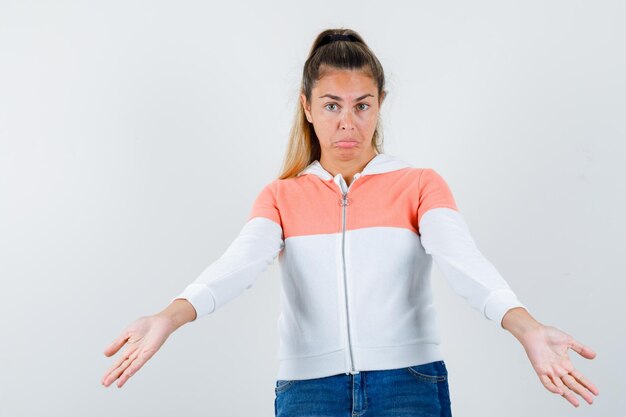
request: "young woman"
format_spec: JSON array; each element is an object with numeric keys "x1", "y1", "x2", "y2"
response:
[{"x1": 101, "y1": 28, "x2": 599, "y2": 416}]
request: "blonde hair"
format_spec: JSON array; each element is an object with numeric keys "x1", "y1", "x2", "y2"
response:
[{"x1": 277, "y1": 28, "x2": 387, "y2": 180}]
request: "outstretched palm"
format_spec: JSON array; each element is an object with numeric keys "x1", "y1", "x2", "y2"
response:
[
  {"x1": 101, "y1": 315, "x2": 175, "y2": 388},
  {"x1": 519, "y1": 324, "x2": 599, "y2": 407}
]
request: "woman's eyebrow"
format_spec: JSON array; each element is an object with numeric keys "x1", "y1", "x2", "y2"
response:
[{"x1": 318, "y1": 93, "x2": 375, "y2": 101}]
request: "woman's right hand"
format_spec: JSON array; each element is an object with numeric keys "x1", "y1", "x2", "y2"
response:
[{"x1": 101, "y1": 314, "x2": 176, "y2": 388}]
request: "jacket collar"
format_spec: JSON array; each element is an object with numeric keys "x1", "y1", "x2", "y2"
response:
[{"x1": 296, "y1": 153, "x2": 412, "y2": 181}]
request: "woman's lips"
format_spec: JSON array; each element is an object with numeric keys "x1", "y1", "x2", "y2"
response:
[{"x1": 335, "y1": 141, "x2": 359, "y2": 148}]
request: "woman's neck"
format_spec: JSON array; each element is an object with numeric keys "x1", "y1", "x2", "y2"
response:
[{"x1": 319, "y1": 149, "x2": 378, "y2": 186}]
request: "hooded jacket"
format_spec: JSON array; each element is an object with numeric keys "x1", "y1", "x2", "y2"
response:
[{"x1": 171, "y1": 153, "x2": 527, "y2": 380}]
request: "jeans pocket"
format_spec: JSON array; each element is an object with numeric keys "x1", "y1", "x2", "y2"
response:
[
  {"x1": 275, "y1": 379, "x2": 296, "y2": 394},
  {"x1": 406, "y1": 360, "x2": 448, "y2": 383}
]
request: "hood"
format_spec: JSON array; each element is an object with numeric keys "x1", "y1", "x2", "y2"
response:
[{"x1": 296, "y1": 153, "x2": 413, "y2": 181}]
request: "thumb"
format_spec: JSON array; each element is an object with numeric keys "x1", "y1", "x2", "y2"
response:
[
  {"x1": 103, "y1": 331, "x2": 129, "y2": 357},
  {"x1": 569, "y1": 337, "x2": 596, "y2": 359}
]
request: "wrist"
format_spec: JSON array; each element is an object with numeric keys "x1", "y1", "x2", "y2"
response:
[
  {"x1": 501, "y1": 307, "x2": 543, "y2": 340},
  {"x1": 157, "y1": 299, "x2": 197, "y2": 332}
]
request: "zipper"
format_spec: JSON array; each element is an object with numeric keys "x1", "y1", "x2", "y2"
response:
[{"x1": 335, "y1": 173, "x2": 361, "y2": 375}]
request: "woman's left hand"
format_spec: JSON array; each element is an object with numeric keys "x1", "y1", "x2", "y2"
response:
[{"x1": 518, "y1": 324, "x2": 599, "y2": 407}]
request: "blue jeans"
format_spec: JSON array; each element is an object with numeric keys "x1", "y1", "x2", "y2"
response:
[{"x1": 274, "y1": 360, "x2": 452, "y2": 417}]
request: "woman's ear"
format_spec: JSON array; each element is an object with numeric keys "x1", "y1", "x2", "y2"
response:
[
  {"x1": 300, "y1": 94, "x2": 312, "y2": 123},
  {"x1": 379, "y1": 90, "x2": 387, "y2": 106}
]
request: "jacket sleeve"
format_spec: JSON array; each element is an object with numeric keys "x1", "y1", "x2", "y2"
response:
[
  {"x1": 170, "y1": 180, "x2": 284, "y2": 320},
  {"x1": 417, "y1": 168, "x2": 528, "y2": 328}
]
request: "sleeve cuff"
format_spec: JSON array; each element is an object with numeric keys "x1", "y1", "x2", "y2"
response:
[
  {"x1": 170, "y1": 284, "x2": 217, "y2": 319},
  {"x1": 483, "y1": 289, "x2": 527, "y2": 329}
]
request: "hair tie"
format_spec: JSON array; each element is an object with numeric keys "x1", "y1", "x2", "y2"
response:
[
  {"x1": 318, "y1": 33, "x2": 357, "y2": 48},
  {"x1": 327, "y1": 34, "x2": 355, "y2": 42}
]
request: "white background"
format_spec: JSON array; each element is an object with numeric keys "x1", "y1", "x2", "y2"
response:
[{"x1": 0, "y1": 0, "x2": 623, "y2": 416}]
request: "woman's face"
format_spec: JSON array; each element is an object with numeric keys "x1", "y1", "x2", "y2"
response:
[{"x1": 301, "y1": 67, "x2": 384, "y2": 163}]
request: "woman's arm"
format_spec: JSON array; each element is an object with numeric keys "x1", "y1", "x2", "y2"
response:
[
  {"x1": 101, "y1": 217, "x2": 283, "y2": 389},
  {"x1": 502, "y1": 307, "x2": 599, "y2": 408},
  {"x1": 416, "y1": 169, "x2": 599, "y2": 408},
  {"x1": 102, "y1": 180, "x2": 284, "y2": 389}
]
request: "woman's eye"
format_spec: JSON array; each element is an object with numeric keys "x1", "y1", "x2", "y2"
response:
[
  {"x1": 325, "y1": 103, "x2": 338, "y2": 111},
  {"x1": 357, "y1": 103, "x2": 370, "y2": 111}
]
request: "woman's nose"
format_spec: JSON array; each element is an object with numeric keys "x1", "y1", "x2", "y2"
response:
[{"x1": 340, "y1": 110, "x2": 355, "y2": 130}]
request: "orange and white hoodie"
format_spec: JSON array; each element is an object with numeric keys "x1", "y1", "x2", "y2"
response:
[{"x1": 171, "y1": 153, "x2": 527, "y2": 380}]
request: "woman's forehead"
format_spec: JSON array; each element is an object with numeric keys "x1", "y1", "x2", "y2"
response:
[
  {"x1": 313, "y1": 68, "x2": 377, "y2": 95},
  {"x1": 318, "y1": 65, "x2": 373, "y2": 79}
]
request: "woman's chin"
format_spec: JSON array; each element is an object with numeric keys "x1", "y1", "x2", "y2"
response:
[
  {"x1": 333, "y1": 146, "x2": 360, "y2": 158},
  {"x1": 330, "y1": 146, "x2": 376, "y2": 162}
]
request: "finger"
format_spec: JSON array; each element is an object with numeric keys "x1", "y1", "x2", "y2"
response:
[
  {"x1": 102, "y1": 353, "x2": 134, "y2": 387},
  {"x1": 104, "y1": 331, "x2": 130, "y2": 357},
  {"x1": 103, "y1": 351, "x2": 138, "y2": 387},
  {"x1": 562, "y1": 374, "x2": 594, "y2": 405},
  {"x1": 560, "y1": 386, "x2": 580, "y2": 407},
  {"x1": 539, "y1": 374, "x2": 562, "y2": 395},
  {"x1": 102, "y1": 346, "x2": 136, "y2": 381},
  {"x1": 549, "y1": 372, "x2": 566, "y2": 394},
  {"x1": 568, "y1": 338, "x2": 596, "y2": 360},
  {"x1": 571, "y1": 369, "x2": 600, "y2": 396},
  {"x1": 117, "y1": 348, "x2": 157, "y2": 388},
  {"x1": 102, "y1": 348, "x2": 137, "y2": 386},
  {"x1": 106, "y1": 358, "x2": 133, "y2": 387},
  {"x1": 552, "y1": 373, "x2": 579, "y2": 408}
]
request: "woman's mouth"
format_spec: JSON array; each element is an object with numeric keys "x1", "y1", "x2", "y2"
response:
[{"x1": 335, "y1": 140, "x2": 359, "y2": 148}]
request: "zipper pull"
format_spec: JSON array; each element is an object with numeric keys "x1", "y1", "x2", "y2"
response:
[{"x1": 339, "y1": 194, "x2": 352, "y2": 207}]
